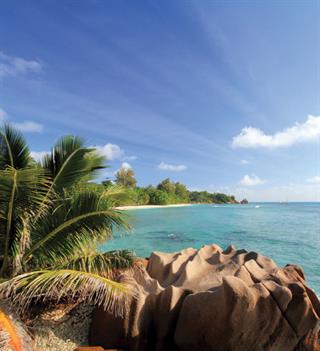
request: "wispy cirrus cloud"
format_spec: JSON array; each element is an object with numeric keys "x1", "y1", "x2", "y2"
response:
[
  {"x1": 232, "y1": 115, "x2": 320, "y2": 149},
  {"x1": 306, "y1": 176, "x2": 320, "y2": 184},
  {"x1": 122, "y1": 155, "x2": 137, "y2": 161},
  {"x1": 13, "y1": 121, "x2": 43, "y2": 133},
  {"x1": 158, "y1": 162, "x2": 187, "y2": 172},
  {"x1": 0, "y1": 107, "x2": 43, "y2": 133},
  {"x1": 0, "y1": 51, "x2": 42, "y2": 78},
  {"x1": 239, "y1": 174, "x2": 265, "y2": 186},
  {"x1": 240, "y1": 159, "x2": 249, "y2": 165}
]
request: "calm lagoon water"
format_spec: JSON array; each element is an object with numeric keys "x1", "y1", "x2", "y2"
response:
[{"x1": 101, "y1": 203, "x2": 320, "y2": 294}]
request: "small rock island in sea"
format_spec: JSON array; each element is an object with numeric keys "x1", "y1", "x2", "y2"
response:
[{"x1": 91, "y1": 244, "x2": 320, "y2": 351}]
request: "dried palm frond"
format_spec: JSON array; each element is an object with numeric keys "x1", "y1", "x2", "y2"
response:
[
  {"x1": 54, "y1": 250, "x2": 135, "y2": 276},
  {"x1": 1, "y1": 269, "x2": 135, "y2": 317}
]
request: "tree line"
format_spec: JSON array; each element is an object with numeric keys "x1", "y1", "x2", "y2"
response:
[{"x1": 103, "y1": 167, "x2": 238, "y2": 205}]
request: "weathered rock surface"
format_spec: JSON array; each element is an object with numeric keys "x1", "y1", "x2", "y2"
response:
[{"x1": 90, "y1": 244, "x2": 320, "y2": 351}]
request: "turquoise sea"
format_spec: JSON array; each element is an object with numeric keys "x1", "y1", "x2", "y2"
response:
[{"x1": 101, "y1": 203, "x2": 320, "y2": 294}]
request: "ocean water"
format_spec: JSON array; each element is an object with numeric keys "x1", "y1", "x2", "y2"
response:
[{"x1": 101, "y1": 203, "x2": 320, "y2": 294}]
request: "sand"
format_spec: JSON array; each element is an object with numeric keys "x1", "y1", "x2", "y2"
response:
[
  {"x1": 32, "y1": 304, "x2": 94, "y2": 351},
  {"x1": 115, "y1": 204, "x2": 193, "y2": 210}
]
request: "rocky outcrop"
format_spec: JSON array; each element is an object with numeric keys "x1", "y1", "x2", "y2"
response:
[{"x1": 90, "y1": 244, "x2": 320, "y2": 351}]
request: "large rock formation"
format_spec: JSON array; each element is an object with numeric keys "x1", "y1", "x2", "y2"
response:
[{"x1": 90, "y1": 244, "x2": 320, "y2": 351}]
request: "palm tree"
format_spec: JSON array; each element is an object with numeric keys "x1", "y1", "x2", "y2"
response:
[{"x1": 0, "y1": 124, "x2": 134, "y2": 315}]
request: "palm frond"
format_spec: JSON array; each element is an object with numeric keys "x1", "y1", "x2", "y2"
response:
[
  {"x1": 0, "y1": 124, "x2": 31, "y2": 169},
  {"x1": 0, "y1": 167, "x2": 52, "y2": 276},
  {"x1": 12, "y1": 216, "x2": 32, "y2": 275},
  {"x1": 27, "y1": 209, "x2": 126, "y2": 263},
  {"x1": 42, "y1": 135, "x2": 105, "y2": 192},
  {"x1": 29, "y1": 229, "x2": 104, "y2": 268},
  {"x1": 0, "y1": 269, "x2": 133, "y2": 317},
  {"x1": 100, "y1": 184, "x2": 128, "y2": 198},
  {"x1": 0, "y1": 167, "x2": 17, "y2": 277},
  {"x1": 25, "y1": 190, "x2": 129, "y2": 265},
  {"x1": 0, "y1": 167, "x2": 52, "y2": 211},
  {"x1": 99, "y1": 185, "x2": 133, "y2": 207},
  {"x1": 54, "y1": 250, "x2": 135, "y2": 275},
  {"x1": 0, "y1": 127, "x2": 134, "y2": 319}
]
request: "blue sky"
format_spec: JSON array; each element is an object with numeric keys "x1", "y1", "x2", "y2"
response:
[{"x1": 0, "y1": 0, "x2": 319, "y2": 201}]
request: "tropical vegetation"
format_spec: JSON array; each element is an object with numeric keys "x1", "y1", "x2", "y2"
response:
[
  {"x1": 0, "y1": 122, "x2": 237, "y2": 316},
  {"x1": 0, "y1": 124, "x2": 134, "y2": 315},
  {"x1": 110, "y1": 168, "x2": 237, "y2": 206}
]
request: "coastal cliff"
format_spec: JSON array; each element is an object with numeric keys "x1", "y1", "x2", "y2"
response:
[{"x1": 91, "y1": 244, "x2": 320, "y2": 351}]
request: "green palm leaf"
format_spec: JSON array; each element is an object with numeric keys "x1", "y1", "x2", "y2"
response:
[
  {"x1": 55, "y1": 250, "x2": 135, "y2": 274},
  {"x1": 0, "y1": 124, "x2": 133, "y2": 316},
  {"x1": 0, "y1": 167, "x2": 52, "y2": 276},
  {"x1": 42, "y1": 135, "x2": 105, "y2": 192},
  {"x1": 0, "y1": 124, "x2": 31, "y2": 169},
  {"x1": 24, "y1": 190, "x2": 129, "y2": 265},
  {"x1": 31, "y1": 135, "x2": 106, "y2": 224},
  {"x1": 99, "y1": 184, "x2": 134, "y2": 207},
  {"x1": 0, "y1": 269, "x2": 132, "y2": 316}
]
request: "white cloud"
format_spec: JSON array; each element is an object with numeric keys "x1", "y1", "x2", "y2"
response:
[
  {"x1": 13, "y1": 121, "x2": 43, "y2": 133},
  {"x1": 94, "y1": 143, "x2": 137, "y2": 163},
  {"x1": 30, "y1": 151, "x2": 49, "y2": 162},
  {"x1": 120, "y1": 162, "x2": 132, "y2": 170},
  {"x1": 0, "y1": 108, "x2": 42, "y2": 132},
  {"x1": 0, "y1": 107, "x2": 7, "y2": 121},
  {"x1": 94, "y1": 143, "x2": 124, "y2": 160},
  {"x1": 232, "y1": 115, "x2": 320, "y2": 149},
  {"x1": 240, "y1": 159, "x2": 249, "y2": 164},
  {"x1": 122, "y1": 155, "x2": 137, "y2": 161},
  {"x1": 306, "y1": 176, "x2": 320, "y2": 184},
  {"x1": 158, "y1": 162, "x2": 187, "y2": 172},
  {"x1": 0, "y1": 51, "x2": 42, "y2": 78},
  {"x1": 239, "y1": 174, "x2": 266, "y2": 186}
]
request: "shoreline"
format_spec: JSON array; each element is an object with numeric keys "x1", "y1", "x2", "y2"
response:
[{"x1": 115, "y1": 204, "x2": 193, "y2": 210}]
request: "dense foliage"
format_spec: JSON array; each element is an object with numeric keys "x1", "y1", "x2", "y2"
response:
[
  {"x1": 115, "y1": 167, "x2": 137, "y2": 188},
  {"x1": 0, "y1": 124, "x2": 134, "y2": 314},
  {"x1": 109, "y1": 169, "x2": 237, "y2": 206}
]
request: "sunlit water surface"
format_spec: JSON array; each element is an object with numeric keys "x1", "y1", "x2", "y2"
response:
[{"x1": 101, "y1": 203, "x2": 320, "y2": 294}]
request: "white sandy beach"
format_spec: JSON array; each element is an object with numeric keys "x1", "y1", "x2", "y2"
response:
[{"x1": 115, "y1": 204, "x2": 193, "y2": 210}]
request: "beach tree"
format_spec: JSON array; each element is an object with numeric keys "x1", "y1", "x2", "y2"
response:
[
  {"x1": 157, "y1": 178, "x2": 176, "y2": 195},
  {"x1": 148, "y1": 189, "x2": 169, "y2": 205},
  {"x1": 175, "y1": 182, "x2": 189, "y2": 202},
  {"x1": 0, "y1": 124, "x2": 134, "y2": 314},
  {"x1": 136, "y1": 188, "x2": 150, "y2": 205},
  {"x1": 115, "y1": 166, "x2": 137, "y2": 188}
]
